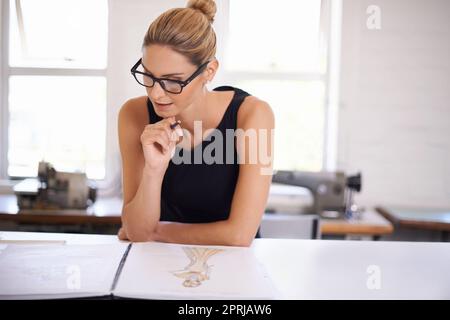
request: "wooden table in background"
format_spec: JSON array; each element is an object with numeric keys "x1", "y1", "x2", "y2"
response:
[
  {"x1": 377, "y1": 206, "x2": 450, "y2": 241},
  {"x1": 0, "y1": 194, "x2": 122, "y2": 225},
  {"x1": 320, "y1": 209, "x2": 393, "y2": 239},
  {"x1": 0, "y1": 195, "x2": 393, "y2": 239}
]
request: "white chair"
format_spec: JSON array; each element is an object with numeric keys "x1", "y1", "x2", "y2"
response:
[{"x1": 259, "y1": 213, "x2": 320, "y2": 239}]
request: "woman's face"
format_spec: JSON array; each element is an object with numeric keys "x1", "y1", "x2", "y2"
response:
[{"x1": 142, "y1": 44, "x2": 209, "y2": 118}]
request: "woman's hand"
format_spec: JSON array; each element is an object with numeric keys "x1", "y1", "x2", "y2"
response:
[
  {"x1": 117, "y1": 226, "x2": 159, "y2": 242},
  {"x1": 140, "y1": 116, "x2": 183, "y2": 176},
  {"x1": 117, "y1": 227, "x2": 128, "y2": 240}
]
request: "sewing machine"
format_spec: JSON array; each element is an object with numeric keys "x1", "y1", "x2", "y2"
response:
[
  {"x1": 268, "y1": 170, "x2": 362, "y2": 219},
  {"x1": 13, "y1": 161, "x2": 97, "y2": 210}
]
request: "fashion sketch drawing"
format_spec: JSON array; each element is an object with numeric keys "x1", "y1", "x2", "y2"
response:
[{"x1": 171, "y1": 247, "x2": 223, "y2": 287}]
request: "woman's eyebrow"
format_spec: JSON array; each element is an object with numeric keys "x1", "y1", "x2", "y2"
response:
[
  {"x1": 141, "y1": 61, "x2": 185, "y2": 78},
  {"x1": 161, "y1": 72, "x2": 185, "y2": 78}
]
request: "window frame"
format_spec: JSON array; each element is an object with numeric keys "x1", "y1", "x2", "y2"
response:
[
  {"x1": 218, "y1": 0, "x2": 341, "y2": 172},
  {"x1": 0, "y1": 0, "x2": 111, "y2": 183}
]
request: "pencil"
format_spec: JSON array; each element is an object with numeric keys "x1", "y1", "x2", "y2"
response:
[{"x1": 170, "y1": 120, "x2": 181, "y2": 130}]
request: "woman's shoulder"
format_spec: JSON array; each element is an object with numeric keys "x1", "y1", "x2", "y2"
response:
[
  {"x1": 119, "y1": 96, "x2": 149, "y2": 126},
  {"x1": 215, "y1": 85, "x2": 274, "y2": 125},
  {"x1": 237, "y1": 92, "x2": 274, "y2": 129}
]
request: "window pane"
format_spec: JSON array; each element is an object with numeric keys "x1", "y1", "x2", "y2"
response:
[
  {"x1": 227, "y1": 0, "x2": 323, "y2": 73},
  {"x1": 8, "y1": 76, "x2": 106, "y2": 179},
  {"x1": 233, "y1": 80, "x2": 325, "y2": 171},
  {"x1": 9, "y1": 0, "x2": 108, "y2": 69}
]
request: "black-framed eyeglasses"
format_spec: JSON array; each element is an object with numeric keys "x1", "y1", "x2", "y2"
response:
[{"x1": 130, "y1": 58, "x2": 210, "y2": 94}]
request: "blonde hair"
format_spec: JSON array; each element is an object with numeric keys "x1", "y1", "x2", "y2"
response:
[{"x1": 143, "y1": 0, "x2": 217, "y2": 66}]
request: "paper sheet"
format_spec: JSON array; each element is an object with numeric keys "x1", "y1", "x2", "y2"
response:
[
  {"x1": 0, "y1": 243, "x2": 127, "y2": 299},
  {"x1": 114, "y1": 242, "x2": 277, "y2": 300}
]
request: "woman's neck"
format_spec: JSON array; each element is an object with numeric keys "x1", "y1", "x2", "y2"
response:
[{"x1": 175, "y1": 89, "x2": 216, "y2": 136}]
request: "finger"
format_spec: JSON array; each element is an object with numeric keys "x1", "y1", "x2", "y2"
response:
[
  {"x1": 173, "y1": 126, "x2": 184, "y2": 143},
  {"x1": 118, "y1": 227, "x2": 128, "y2": 240},
  {"x1": 144, "y1": 138, "x2": 167, "y2": 154},
  {"x1": 167, "y1": 140, "x2": 176, "y2": 158},
  {"x1": 156, "y1": 126, "x2": 173, "y2": 142},
  {"x1": 141, "y1": 131, "x2": 169, "y2": 152},
  {"x1": 157, "y1": 130, "x2": 171, "y2": 147},
  {"x1": 169, "y1": 126, "x2": 182, "y2": 144},
  {"x1": 168, "y1": 138, "x2": 176, "y2": 150},
  {"x1": 153, "y1": 135, "x2": 170, "y2": 153},
  {"x1": 152, "y1": 119, "x2": 177, "y2": 140},
  {"x1": 169, "y1": 120, "x2": 181, "y2": 130},
  {"x1": 157, "y1": 123, "x2": 181, "y2": 143},
  {"x1": 157, "y1": 117, "x2": 175, "y2": 130},
  {"x1": 143, "y1": 120, "x2": 171, "y2": 133},
  {"x1": 163, "y1": 117, "x2": 181, "y2": 131},
  {"x1": 164, "y1": 116, "x2": 176, "y2": 124}
]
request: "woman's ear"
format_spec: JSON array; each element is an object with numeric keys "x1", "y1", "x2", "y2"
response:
[{"x1": 205, "y1": 59, "x2": 219, "y2": 82}]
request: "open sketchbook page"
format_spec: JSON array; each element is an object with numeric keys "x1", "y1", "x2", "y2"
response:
[
  {"x1": 0, "y1": 243, "x2": 128, "y2": 299},
  {"x1": 114, "y1": 242, "x2": 277, "y2": 300}
]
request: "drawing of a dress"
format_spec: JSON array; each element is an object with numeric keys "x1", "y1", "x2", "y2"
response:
[{"x1": 171, "y1": 247, "x2": 223, "y2": 287}]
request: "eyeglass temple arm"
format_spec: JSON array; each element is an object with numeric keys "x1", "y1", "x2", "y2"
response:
[{"x1": 131, "y1": 58, "x2": 142, "y2": 72}]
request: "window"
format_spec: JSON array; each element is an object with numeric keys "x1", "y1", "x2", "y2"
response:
[
  {"x1": 2, "y1": 0, "x2": 108, "y2": 179},
  {"x1": 223, "y1": 0, "x2": 336, "y2": 172}
]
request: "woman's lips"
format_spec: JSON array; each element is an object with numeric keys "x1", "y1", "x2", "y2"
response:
[{"x1": 154, "y1": 102, "x2": 173, "y2": 110}]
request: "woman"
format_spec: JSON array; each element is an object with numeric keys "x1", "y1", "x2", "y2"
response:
[{"x1": 118, "y1": 0, "x2": 274, "y2": 246}]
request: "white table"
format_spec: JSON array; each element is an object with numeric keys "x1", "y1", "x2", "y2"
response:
[{"x1": 1, "y1": 231, "x2": 449, "y2": 299}]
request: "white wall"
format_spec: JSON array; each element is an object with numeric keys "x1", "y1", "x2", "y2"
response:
[{"x1": 338, "y1": 0, "x2": 450, "y2": 209}]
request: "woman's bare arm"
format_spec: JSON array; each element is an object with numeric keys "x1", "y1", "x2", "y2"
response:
[
  {"x1": 118, "y1": 98, "x2": 163, "y2": 241},
  {"x1": 153, "y1": 98, "x2": 275, "y2": 247}
]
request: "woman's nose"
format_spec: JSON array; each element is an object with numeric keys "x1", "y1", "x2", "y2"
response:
[{"x1": 148, "y1": 81, "x2": 167, "y2": 100}]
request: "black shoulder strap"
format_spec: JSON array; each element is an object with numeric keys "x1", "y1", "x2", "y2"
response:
[
  {"x1": 214, "y1": 86, "x2": 251, "y2": 129},
  {"x1": 146, "y1": 98, "x2": 163, "y2": 124}
]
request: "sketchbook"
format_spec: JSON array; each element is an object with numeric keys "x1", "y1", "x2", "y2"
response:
[{"x1": 0, "y1": 242, "x2": 276, "y2": 300}]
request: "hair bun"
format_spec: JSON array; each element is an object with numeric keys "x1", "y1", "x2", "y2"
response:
[{"x1": 187, "y1": 0, "x2": 216, "y2": 23}]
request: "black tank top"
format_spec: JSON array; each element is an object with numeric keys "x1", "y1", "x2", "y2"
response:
[{"x1": 147, "y1": 86, "x2": 261, "y2": 238}]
